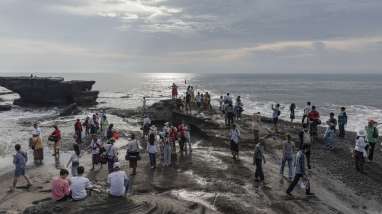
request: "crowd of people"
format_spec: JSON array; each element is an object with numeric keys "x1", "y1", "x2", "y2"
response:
[{"x1": 9, "y1": 84, "x2": 380, "y2": 201}]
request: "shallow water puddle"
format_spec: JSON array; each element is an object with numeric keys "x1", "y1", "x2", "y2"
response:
[{"x1": 170, "y1": 189, "x2": 218, "y2": 211}]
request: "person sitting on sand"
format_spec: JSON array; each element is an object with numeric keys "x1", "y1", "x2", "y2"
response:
[
  {"x1": 271, "y1": 104, "x2": 281, "y2": 132},
  {"x1": 107, "y1": 162, "x2": 129, "y2": 197},
  {"x1": 70, "y1": 166, "x2": 93, "y2": 201},
  {"x1": 253, "y1": 140, "x2": 266, "y2": 183},
  {"x1": 51, "y1": 169, "x2": 71, "y2": 201},
  {"x1": 354, "y1": 130, "x2": 367, "y2": 174},
  {"x1": 338, "y1": 107, "x2": 348, "y2": 138},
  {"x1": 67, "y1": 144, "x2": 81, "y2": 176},
  {"x1": 10, "y1": 144, "x2": 32, "y2": 192},
  {"x1": 280, "y1": 134, "x2": 294, "y2": 180},
  {"x1": 229, "y1": 124, "x2": 241, "y2": 160}
]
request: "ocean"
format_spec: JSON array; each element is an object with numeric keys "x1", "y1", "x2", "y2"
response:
[{"x1": 0, "y1": 73, "x2": 381, "y2": 173}]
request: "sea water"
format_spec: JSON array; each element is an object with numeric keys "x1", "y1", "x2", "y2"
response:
[{"x1": 0, "y1": 73, "x2": 381, "y2": 173}]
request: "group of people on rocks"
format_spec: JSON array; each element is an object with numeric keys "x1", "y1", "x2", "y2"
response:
[{"x1": 220, "y1": 93, "x2": 244, "y2": 127}]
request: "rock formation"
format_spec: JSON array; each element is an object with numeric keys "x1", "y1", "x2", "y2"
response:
[{"x1": 0, "y1": 76, "x2": 99, "y2": 106}]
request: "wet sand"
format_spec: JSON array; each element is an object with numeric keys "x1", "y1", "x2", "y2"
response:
[{"x1": 1, "y1": 100, "x2": 382, "y2": 214}]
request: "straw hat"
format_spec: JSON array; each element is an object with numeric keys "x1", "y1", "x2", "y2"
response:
[{"x1": 358, "y1": 130, "x2": 366, "y2": 137}]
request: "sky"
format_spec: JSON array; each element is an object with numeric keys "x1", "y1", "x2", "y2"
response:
[{"x1": 0, "y1": 0, "x2": 382, "y2": 73}]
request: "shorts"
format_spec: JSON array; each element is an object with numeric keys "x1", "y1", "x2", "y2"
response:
[
  {"x1": 15, "y1": 167, "x2": 25, "y2": 177},
  {"x1": 230, "y1": 140, "x2": 239, "y2": 152}
]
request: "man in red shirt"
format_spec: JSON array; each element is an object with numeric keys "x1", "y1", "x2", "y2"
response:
[
  {"x1": 308, "y1": 106, "x2": 320, "y2": 144},
  {"x1": 74, "y1": 119, "x2": 83, "y2": 143}
]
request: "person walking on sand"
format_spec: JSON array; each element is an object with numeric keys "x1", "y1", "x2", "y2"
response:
[
  {"x1": 354, "y1": 130, "x2": 367, "y2": 174},
  {"x1": 225, "y1": 103, "x2": 234, "y2": 127},
  {"x1": 49, "y1": 125, "x2": 62, "y2": 158},
  {"x1": 107, "y1": 162, "x2": 129, "y2": 197},
  {"x1": 147, "y1": 131, "x2": 157, "y2": 169},
  {"x1": 51, "y1": 169, "x2": 71, "y2": 201},
  {"x1": 30, "y1": 131, "x2": 44, "y2": 165},
  {"x1": 253, "y1": 140, "x2": 266, "y2": 182},
  {"x1": 280, "y1": 134, "x2": 294, "y2": 180},
  {"x1": 324, "y1": 123, "x2": 336, "y2": 150},
  {"x1": 308, "y1": 106, "x2": 321, "y2": 144},
  {"x1": 70, "y1": 166, "x2": 93, "y2": 201},
  {"x1": 229, "y1": 124, "x2": 241, "y2": 160},
  {"x1": 234, "y1": 96, "x2": 244, "y2": 121},
  {"x1": 89, "y1": 134, "x2": 103, "y2": 170},
  {"x1": 126, "y1": 134, "x2": 140, "y2": 175},
  {"x1": 338, "y1": 107, "x2": 348, "y2": 138},
  {"x1": 290, "y1": 103, "x2": 296, "y2": 123},
  {"x1": 105, "y1": 138, "x2": 118, "y2": 173},
  {"x1": 74, "y1": 119, "x2": 83, "y2": 143},
  {"x1": 272, "y1": 104, "x2": 281, "y2": 132},
  {"x1": 366, "y1": 119, "x2": 379, "y2": 162},
  {"x1": 302, "y1": 102, "x2": 312, "y2": 125},
  {"x1": 10, "y1": 144, "x2": 32, "y2": 192},
  {"x1": 299, "y1": 124, "x2": 312, "y2": 169},
  {"x1": 286, "y1": 147, "x2": 313, "y2": 196},
  {"x1": 171, "y1": 83, "x2": 178, "y2": 99},
  {"x1": 67, "y1": 144, "x2": 81, "y2": 176}
]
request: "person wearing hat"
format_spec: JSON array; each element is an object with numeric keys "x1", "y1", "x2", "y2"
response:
[
  {"x1": 366, "y1": 119, "x2": 379, "y2": 161},
  {"x1": 354, "y1": 130, "x2": 367, "y2": 173},
  {"x1": 107, "y1": 162, "x2": 129, "y2": 197},
  {"x1": 280, "y1": 134, "x2": 294, "y2": 180}
]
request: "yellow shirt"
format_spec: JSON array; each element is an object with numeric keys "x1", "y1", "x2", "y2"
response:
[{"x1": 32, "y1": 136, "x2": 43, "y2": 150}]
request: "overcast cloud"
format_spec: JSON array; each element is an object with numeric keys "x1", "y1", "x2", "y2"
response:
[{"x1": 0, "y1": 0, "x2": 381, "y2": 73}]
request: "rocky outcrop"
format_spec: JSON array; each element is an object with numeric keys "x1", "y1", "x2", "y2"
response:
[
  {"x1": 0, "y1": 104, "x2": 11, "y2": 111},
  {"x1": 0, "y1": 76, "x2": 99, "y2": 106}
]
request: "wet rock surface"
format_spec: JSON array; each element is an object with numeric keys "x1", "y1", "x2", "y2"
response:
[{"x1": 0, "y1": 77, "x2": 99, "y2": 106}]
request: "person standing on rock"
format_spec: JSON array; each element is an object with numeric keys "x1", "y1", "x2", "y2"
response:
[
  {"x1": 74, "y1": 119, "x2": 83, "y2": 143},
  {"x1": 280, "y1": 134, "x2": 294, "y2": 180},
  {"x1": 67, "y1": 144, "x2": 81, "y2": 176},
  {"x1": 30, "y1": 131, "x2": 44, "y2": 165},
  {"x1": 302, "y1": 102, "x2": 312, "y2": 125},
  {"x1": 196, "y1": 92, "x2": 202, "y2": 111},
  {"x1": 163, "y1": 132, "x2": 172, "y2": 167},
  {"x1": 354, "y1": 130, "x2": 367, "y2": 174},
  {"x1": 100, "y1": 114, "x2": 109, "y2": 139},
  {"x1": 338, "y1": 107, "x2": 348, "y2": 138},
  {"x1": 184, "y1": 125, "x2": 192, "y2": 153},
  {"x1": 289, "y1": 103, "x2": 296, "y2": 123},
  {"x1": 299, "y1": 124, "x2": 312, "y2": 169},
  {"x1": 229, "y1": 124, "x2": 241, "y2": 160},
  {"x1": 308, "y1": 106, "x2": 320, "y2": 144},
  {"x1": 326, "y1": 113, "x2": 337, "y2": 131},
  {"x1": 49, "y1": 125, "x2": 61, "y2": 158},
  {"x1": 366, "y1": 119, "x2": 379, "y2": 162},
  {"x1": 89, "y1": 134, "x2": 103, "y2": 170},
  {"x1": 271, "y1": 104, "x2": 281, "y2": 132},
  {"x1": 171, "y1": 83, "x2": 178, "y2": 99},
  {"x1": 253, "y1": 140, "x2": 266, "y2": 182},
  {"x1": 126, "y1": 134, "x2": 140, "y2": 175},
  {"x1": 324, "y1": 123, "x2": 336, "y2": 150},
  {"x1": 32, "y1": 123, "x2": 42, "y2": 137},
  {"x1": 286, "y1": 146, "x2": 312, "y2": 196},
  {"x1": 10, "y1": 144, "x2": 32, "y2": 192},
  {"x1": 105, "y1": 138, "x2": 118, "y2": 174},
  {"x1": 83, "y1": 116, "x2": 91, "y2": 137},
  {"x1": 219, "y1": 96, "x2": 224, "y2": 113},
  {"x1": 234, "y1": 96, "x2": 244, "y2": 121},
  {"x1": 185, "y1": 91, "x2": 192, "y2": 114},
  {"x1": 147, "y1": 130, "x2": 157, "y2": 169},
  {"x1": 225, "y1": 103, "x2": 234, "y2": 127}
]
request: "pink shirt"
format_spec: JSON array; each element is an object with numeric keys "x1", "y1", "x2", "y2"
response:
[{"x1": 51, "y1": 177, "x2": 70, "y2": 201}]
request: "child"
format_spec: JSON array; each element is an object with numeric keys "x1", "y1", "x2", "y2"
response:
[{"x1": 10, "y1": 144, "x2": 32, "y2": 192}]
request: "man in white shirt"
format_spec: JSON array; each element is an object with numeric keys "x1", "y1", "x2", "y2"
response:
[
  {"x1": 107, "y1": 162, "x2": 129, "y2": 197},
  {"x1": 70, "y1": 166, "x2": 93, "y2": 201},
  {"x1": 32, "y1": 123, "x2": 41, "y2": 136}
]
